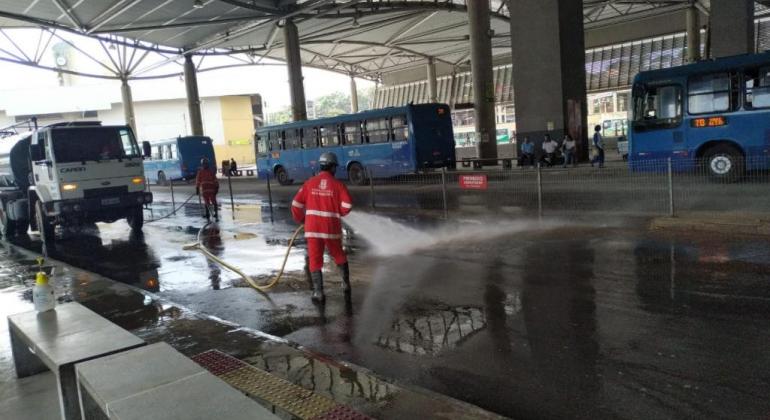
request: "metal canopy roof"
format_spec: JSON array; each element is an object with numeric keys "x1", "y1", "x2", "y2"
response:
[{"x1": 0, "y1": 0, "x2": 768, "y2": 81}]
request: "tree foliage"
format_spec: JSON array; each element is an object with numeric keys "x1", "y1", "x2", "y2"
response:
[{"x1": 267, "y1": 85, "x2": 376, "y2": 125}]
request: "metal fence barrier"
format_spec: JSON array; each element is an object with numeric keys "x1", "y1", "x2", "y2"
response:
[{"x1": 351, "y1": 157, "x2": 770, "y2": 219}]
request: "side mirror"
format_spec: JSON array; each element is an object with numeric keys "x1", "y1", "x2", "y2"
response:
[
  {"x1": 142, "y1": 141, "x2": 152, "y2": 158},
  {"x1": 29, "y1": 144, "x2": 43, "y2": 161}
]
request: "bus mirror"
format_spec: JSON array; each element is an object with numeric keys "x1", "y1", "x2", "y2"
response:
[
  {"x1": 142, "y1": 141, "x2": 152, "y2": 158},
  {"x1": 29, "y1": 144, "x2": 43, "y2": 161}
]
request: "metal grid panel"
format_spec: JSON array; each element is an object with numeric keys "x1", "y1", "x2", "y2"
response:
[{"x1": 192, "y1": 350, "x2": 373, "y2": 420}]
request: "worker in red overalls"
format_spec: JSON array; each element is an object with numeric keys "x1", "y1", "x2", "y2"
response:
[
  {"x1": 195, "y1": 157, "x2": 219, "y2": 221},
  {"x1": 291, "y1": 152, "x2": 353, "y2": 303}
]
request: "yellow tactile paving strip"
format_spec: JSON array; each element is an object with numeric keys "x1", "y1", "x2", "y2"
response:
[{"x1": 192, "y1": 350, "x2": 371, "y2": 420}]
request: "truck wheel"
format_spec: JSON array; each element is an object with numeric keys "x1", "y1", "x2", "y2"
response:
[
  {"x1": 15, "y1": 220, "x2": 28, "y2": 236},
  {"x1": 157, "y1": 171, "x2": 168, "y2": 186},
  {"x1": 704, "y1": 144, "x2": 744, "y2": 182},
  {"x1": 127, "y1": 206, "x2": 144, "y2": 231},
  {"x1": 275, "y1": 167, "x2": 291, "y2": 186},
  {"x1": 0, "y1": 210, "x2": 15, "y2": 238},
  {"x1": 348, "y1": 163, "x2": 368, "y2": 186},
  {"x1": 35, "y1": 201, "x2": 55, "y2": 245}
]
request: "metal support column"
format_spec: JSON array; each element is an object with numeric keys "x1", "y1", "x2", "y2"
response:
[
  {"x1": 427, "y1": 57, "x2": 438, "y2": 103},
  {"x1": 283, "y1": 19, "x2": 307, "y2": 121},
  {"x1": 120, "y1": 77, "x2": 137, "y2": 137},
  {"x1": 686, "y1": 5, "x2": 701, "y2": 63},
  {"x1": 710, "y1": 0, "x2": 754, "y2": 58},
  {"x1": 350, "y1": 75, "x2": 359, "y2": 113},
  {"x1": 184, "y1": 54, "x2": 204, "y2": 136},
  {"x1": 467, "y1": 0, "x2": 498, "y2": 161}
]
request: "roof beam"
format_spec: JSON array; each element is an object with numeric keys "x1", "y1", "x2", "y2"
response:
[
  {"x1": 51, "y1": 0, "x2": 84, "y2": 31},
  {"x1": 87, "y1": 0, "x2": 146, "y2": 34}
]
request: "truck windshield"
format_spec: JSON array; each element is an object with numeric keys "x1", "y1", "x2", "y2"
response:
[{"x1": 52, "y1": 127, "x2": 141, "y2": 163}]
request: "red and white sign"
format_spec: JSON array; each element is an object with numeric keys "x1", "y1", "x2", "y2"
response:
[{"x1": 459, "y1": 174, "x2": 488, "y2": 190}]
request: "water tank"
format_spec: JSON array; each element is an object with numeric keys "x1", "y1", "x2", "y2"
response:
[{"x1": 0, "y1": 133, "x2": 32, "y2": 190}]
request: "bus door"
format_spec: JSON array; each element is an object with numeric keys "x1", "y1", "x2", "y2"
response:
[
  {"x1": 632, "y1": 83, "x2": 686, "y2": 167},
  {"x1": 303, "y1": 127, "x2": 321, "y2": 176},
  {"x1": 738, "y1": 67, "x2": 770, "y2": 162},
  {"x1": 341, "y1": 121, "x2": 364, "y2": 177},
  {"x1": 390, "y1": 114, "x2": 412, "y2": 174},
  {"x1": 363, "y1": 117, "x2": 393, "y2": 176},
  {"x1": 319, "y1": 124, "x2": 344, "y2": 176},
  {"x1": 281, "y1": 128, "x2": 305, "y2": 181}
]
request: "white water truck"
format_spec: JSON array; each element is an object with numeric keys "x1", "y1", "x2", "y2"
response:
[{"x1": 0, "y1": 120, "x2": 153, "y2": 244}]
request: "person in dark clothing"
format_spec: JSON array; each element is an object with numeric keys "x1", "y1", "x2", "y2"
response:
[
  {"x1": 228, "y1": 158, "x2": 238, "y2": 176},
  {"x1": 590, "y1": 125, "x2": 605, "y2": 168}
]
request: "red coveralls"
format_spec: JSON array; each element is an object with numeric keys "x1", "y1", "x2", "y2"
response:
[
  {"x1": 195, "y1": 167, "x2": 219, "y2": 206},
  {"x1": 291, "y1": 171, "x2": 353, "y2": 272}
]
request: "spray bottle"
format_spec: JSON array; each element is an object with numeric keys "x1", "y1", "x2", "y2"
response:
[{"x1": 32, "y1": 257, "x2": 55, "y2": 312}]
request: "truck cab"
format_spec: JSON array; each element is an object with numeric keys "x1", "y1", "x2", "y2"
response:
[{"x1": 1, "y1": 121, "x2": 153, "y2": 245}]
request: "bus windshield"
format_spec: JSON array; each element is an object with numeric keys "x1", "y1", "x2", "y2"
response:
[
  {"x1": 632, "y1": 84, "x2": 682, "y2": 126},
  {"x1": 52, "y1": 127, "x2": 141, "y2": 163}
]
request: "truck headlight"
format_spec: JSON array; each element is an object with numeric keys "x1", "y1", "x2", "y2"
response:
[
  {"x1": 62, "y1": 183, "x2": 77, "y2": 191},
  {"x1": 132, "y1": 177, "x2": 144, "y2": 185}
]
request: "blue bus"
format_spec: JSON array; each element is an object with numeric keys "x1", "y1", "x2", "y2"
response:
[
  {"x1": 143, "y1": 136, "x2": 216, "y2": 184},
  {"x1": 255, "y1": 104, "x2": 455, "y2": 185},
  {"x1": 629, "y1": 51, "x2": 770, "y2": 179}
]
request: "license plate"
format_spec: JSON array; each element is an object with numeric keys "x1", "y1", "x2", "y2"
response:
[{"x1": 101, "y1": 197, "x2": 120, "y2": 206}]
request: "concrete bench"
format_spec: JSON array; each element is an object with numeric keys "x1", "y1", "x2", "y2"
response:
[
  {"x1": 76, "y1": 342, "x2": 277, "y2": 420},
  {"x1": 7, "y1": 302, "x2": 146, "y2": 420}
]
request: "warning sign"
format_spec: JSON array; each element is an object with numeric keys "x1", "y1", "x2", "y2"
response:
[{"x1": 459, "y1": 174, "x2": 488, "y2": 190}]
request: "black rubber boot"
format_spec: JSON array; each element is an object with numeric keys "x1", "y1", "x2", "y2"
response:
[
  {"x1": 214, "y1": 205, "x2": 219, "y2": 222},
  {"x1": 338, "y1": 262, "x2": 351, "y2": 294},
  {"x1": 204, "y1": 207, "x2": 210, "y2": 221},
  {"x1": 311, "y1": 271, "x2": 325, "y2": 303}
]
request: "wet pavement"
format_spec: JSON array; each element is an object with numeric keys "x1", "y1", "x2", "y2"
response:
[{"x1": 2, "y1": 188, "x2": 770, "y2": 419}]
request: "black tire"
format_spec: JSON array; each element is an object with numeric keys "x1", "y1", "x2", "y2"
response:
[
  {"x1": 35, "y1": 200, "x2": 55, "y2": 245},
  {"x1": 348, "y1": 163, "x2": 368, "y2": 186},
  {"x1": 157, "y1": 171, "x2": 168, "y2": 186},
  {"x1": 0, "y1": 209, "x2": 15, "y2": 238},
  {"x1": 15, "y1": 220, "x2": 28, "y2": 236},
  {"x1": 275, "y1": 166, "x2": 292, "y2": 186},
  {"x1": 127, "y1": 205, "x2": 144, "y2": 231},
  {"x1": 703, "y1": 144, "x2": 744, "y2": 182}
]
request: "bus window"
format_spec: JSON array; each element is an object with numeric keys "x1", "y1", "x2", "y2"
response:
[
  {"x1": 366, "y1": 118, "x2": 390, "y2": 143},
  {"x1": 343, "y1": 121, "x2": 362, "y2": 145},
  {"x1": 688, "y1": 73, "x2": 733, "y2": 114},
  {"x1": 169, "y1": 144, "x2": 178, "y2": 160},
  {"x1": 302, "y1": 128, "x2": 318, "y2": 149},
  {"x1": 745, "y1": 66, "x2": 770, "y2": 108},
  {"x1": 152, "y1": 146, "x2": 162, "y2": 160},
  {"x1": 392, "y1": 115, "x2": 409, "y2": 142},
  {"x1": 633, "y1": 84, "x2": 682, "y2": 128},
  {"x1": 285, "y1": 129, "x2": 301, "y2": 150},
  {"x1": 162, "y1": 145, "x2": 172, "y2": 160},
  {"x1": 268, "y1": 131, "x2": 283, "y2": 151},
  {"x1": 320, "y1": 124, "x2": 339, "y2": 147},
  {"x1": 256, "y1": 135, "x2": 268, "y2": 156}
]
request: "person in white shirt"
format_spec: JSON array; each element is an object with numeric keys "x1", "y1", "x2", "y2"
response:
[
  {"x1": 562, "y1": 134, "x2": 577, "y2": 168},
  {"x1": 541, "y1": 134, "x2": 559, "y2": 167}
]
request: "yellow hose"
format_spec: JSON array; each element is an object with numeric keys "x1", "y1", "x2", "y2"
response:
[{"x1": 184, "y1": 224, "x2": 304, "y2": 292}]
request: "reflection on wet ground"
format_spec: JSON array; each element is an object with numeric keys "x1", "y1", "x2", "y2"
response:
[{"x1": 3, "y1": 191, "x2": 770, "y2": 419}]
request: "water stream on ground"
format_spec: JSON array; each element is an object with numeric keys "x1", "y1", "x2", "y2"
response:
[{"x1": 344, "y1": 212, "x2": 566, "y2": 256}]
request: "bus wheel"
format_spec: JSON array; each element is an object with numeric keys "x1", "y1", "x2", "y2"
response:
[
  {"x1": 348, "y1": 163, "x2": 368, "y2": 186},
  {"x1": 275, "y1": 167, "x2": 291, "y2": 186},
  {"x1": 0, "y1": 209, "x2": 15, "y2": 238},
  {"x1": 704, "y1": 144, "x2": 744, "y2": 182},
  {"x1": 157, "y1": 171, "x2": 168, "y2": 186}
]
